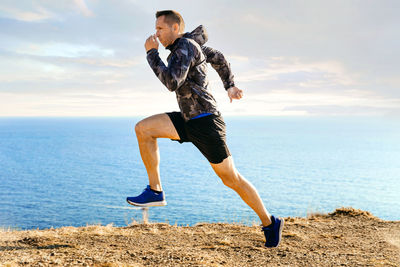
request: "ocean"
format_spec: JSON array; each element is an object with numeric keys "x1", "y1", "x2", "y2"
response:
[{"x1": 0, "y1": 116, "x2": 399, "y2": 230}]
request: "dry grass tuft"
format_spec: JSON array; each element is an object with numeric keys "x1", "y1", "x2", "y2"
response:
[{"x1": 329, "y1": 207, "x2": 378, "y2": 219}]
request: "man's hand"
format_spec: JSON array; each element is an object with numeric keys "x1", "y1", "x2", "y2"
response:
[
  {"x1": 145, "y1": 34, "x2": 159, "y2": 52},
  {"x1": 227, "y1": 86, "x2": 244, "y2": 103}
]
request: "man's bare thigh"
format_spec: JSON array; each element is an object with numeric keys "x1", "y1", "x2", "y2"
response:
[{"x1": 136, "y1": 113, "x2": 180, "y2": 140}]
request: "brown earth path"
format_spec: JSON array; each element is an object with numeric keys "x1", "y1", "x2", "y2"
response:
[{"x1": 1, "y1": 208, "x2": 399, "y2": 266}]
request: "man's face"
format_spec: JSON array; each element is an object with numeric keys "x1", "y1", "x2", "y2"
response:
[{"x1": 155, "y1": 16, "x2": 178, "y2": 47}]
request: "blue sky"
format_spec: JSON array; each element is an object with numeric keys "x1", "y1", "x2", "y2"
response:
[{"x1": 0, "y1": 0, "x2": 399, "y2": 117}]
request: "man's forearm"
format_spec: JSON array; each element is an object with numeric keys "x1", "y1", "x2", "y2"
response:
[
  {"x1": 202, "y1": 46, "x2": 235, "y2": 90},
  {"x1": 146, "y1": 49, "x2": 179, "y2": 91},
  {"x1": 146, "y1": 45, "x2": 192, "y2": 92}
]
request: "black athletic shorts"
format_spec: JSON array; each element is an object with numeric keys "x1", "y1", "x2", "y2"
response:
[{"x1": 166, "y1": 112, "x2": 231, "y2": 164}]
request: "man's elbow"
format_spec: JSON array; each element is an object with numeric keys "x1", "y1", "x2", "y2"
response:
[
  {"x1": 167, "y1": 75, "x2": 186, "y2": 92},
  {"x1": 166, "y1": 80, "x2": 179, "y2": 92}
]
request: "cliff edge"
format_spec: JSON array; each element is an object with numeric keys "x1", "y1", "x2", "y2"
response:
[{"x1": 1, "y1": 208, "x2": 399, "y2": 266}]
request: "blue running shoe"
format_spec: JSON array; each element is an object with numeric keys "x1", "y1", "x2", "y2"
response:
[
  {"x1": 126, "y1": 185, "x2": 167, "y2": 207},
  {"x1": 262, "y1": 215, "x2": 284, "y2": 247}
]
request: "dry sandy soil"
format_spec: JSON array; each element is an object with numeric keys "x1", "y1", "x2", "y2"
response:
[{"x1": 1, "y1": 208, "x2": 399, "y2": 266}]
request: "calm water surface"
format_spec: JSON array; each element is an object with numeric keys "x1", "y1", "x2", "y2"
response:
[{"x1": 0, "y1": 116, "x2": 399, "y2": 229}]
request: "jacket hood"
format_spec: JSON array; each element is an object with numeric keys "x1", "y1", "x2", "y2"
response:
[{"x1": 183, "y1": 25, "x2": 208, "y2": 46}]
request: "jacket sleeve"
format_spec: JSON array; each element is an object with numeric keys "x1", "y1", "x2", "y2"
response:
[
  {"x1": 202, "y1": 46, "x2": 235, "y2": 90},
  {"x1": 146, "y1": 41, "x2": 193, "y2": 92}
]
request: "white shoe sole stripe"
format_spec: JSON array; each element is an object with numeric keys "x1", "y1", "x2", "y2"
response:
[
  {"x1": 127, "y1": 200, "x2": 167, "y2": 207},
  {"x1": 276, "y1": 218, "x2": 284, "y2": 247}
]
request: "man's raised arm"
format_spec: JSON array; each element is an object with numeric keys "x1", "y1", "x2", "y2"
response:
[{"x1": 146, "y1": 35, "x2": 193, "y2": 92}]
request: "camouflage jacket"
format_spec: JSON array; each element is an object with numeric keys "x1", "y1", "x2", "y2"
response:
[{"x1": 146, "y1": 25, "x2": 235, "y2": 121}]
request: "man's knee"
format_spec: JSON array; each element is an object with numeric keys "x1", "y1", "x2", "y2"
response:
[
  {"x1": 218, "y1": 170, "x2": 241, "y2": 189},
  {"x1": 135, "y1": 119, "x2": 151, "y2": 138}
]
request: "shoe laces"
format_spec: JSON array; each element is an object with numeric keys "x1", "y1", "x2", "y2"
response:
[{"x1": 141, "y1": 186, "x2": 151, "y2": 193}]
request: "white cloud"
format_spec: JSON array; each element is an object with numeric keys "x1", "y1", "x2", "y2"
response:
[
  {"x1": 0, "y1": 4, "x2": 54, "y2": 22},
  {"x1": 0, "y1": 90, "x2": 178, "y2": 117},
  {"x1": 73, "y1": 0, "x2": 94, "y2": 17},
  {"x1": 0, "y1": 1, "x2": 399, "y2": 117},
  {"x1": 0, "y1": 0, "x2": 97, "y2": 22},
  {"x1": 237, "y1": 57, "x2": 355, "y2": 85},
  {"x1": 15, "y1": 42, "x2": 114, "y2": 58},
  {"x1": 227, "y1": 54, "x2": 249, "y2": 63}
]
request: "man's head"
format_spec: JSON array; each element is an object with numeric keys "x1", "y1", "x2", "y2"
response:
[{"x1": 155, "y1": 10, "x2": 185, "y2": 48}]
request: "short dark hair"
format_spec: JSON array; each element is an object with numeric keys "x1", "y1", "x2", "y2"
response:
[{"x1": 155, "y1": 10, "x2": 185, "y2": 33}]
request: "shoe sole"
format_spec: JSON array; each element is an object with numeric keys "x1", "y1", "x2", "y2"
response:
[
  {"x1": 126, "y1": 199, "x2": 167, "y2": 207},
  {"x1": 276, "y1": 218, "x2": 284, "y2": 247}
]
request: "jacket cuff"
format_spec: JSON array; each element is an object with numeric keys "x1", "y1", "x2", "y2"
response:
[
  {"x1": 146, "y1": 48, "x2": 159, "y2": 66},
  {"x1": 146, "y1": 48, "x2": 158, "y2": 55},
  {"x1": 224, "y1": 81, "x2": 235, "y2": 90}
]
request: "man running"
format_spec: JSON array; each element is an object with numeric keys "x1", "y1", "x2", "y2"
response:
[{"x1": 127, "y1": 10, "x2": 283, "y2": 247}]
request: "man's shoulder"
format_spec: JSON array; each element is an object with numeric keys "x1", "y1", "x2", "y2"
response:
[
  {"x1": 176, "y1": 37, "x2": 202, "y2": 52},
  {"x1": 168, "y1": 38, "x2": 204, "y2": 63}
]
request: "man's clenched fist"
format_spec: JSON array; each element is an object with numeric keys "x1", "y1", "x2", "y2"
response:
[
  {"x1": 145, "y1": 34, "x2": 159, "y2": 52},
  {"x1": 227, "y1": 86, "x2": 244, "y2": 103}
]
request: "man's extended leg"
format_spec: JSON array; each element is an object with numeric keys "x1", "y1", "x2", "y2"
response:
[
  {"x1": 211, "y1": 155, "x2": 284, "y2": 247},
  {"x1": 210, "y1": 156, "x2": 272, "y2": 226},
  {"x1": 134, "y1": 113, "x2": 180, "y2": 192}
]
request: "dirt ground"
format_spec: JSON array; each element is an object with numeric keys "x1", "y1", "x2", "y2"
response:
[{"x1": 1, "y1": 208, "x2": 399, "y2": 266}]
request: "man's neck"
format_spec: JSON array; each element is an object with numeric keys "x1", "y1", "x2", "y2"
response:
[
  {"x1": 170, "y1": 33, "x2": 183, "y2": 45},
  {"x1": 166, "y1": 34, "x2": 184, "y2": 50}
]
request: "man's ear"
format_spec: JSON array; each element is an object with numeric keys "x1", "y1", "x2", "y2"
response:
[{"x1": 173, "y1": 23, "x2": 179, "y2": 33}]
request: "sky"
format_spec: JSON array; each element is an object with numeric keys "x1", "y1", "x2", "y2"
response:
[{"x1": 0, "y1": 0, "x2": 399, "y2": 117}]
